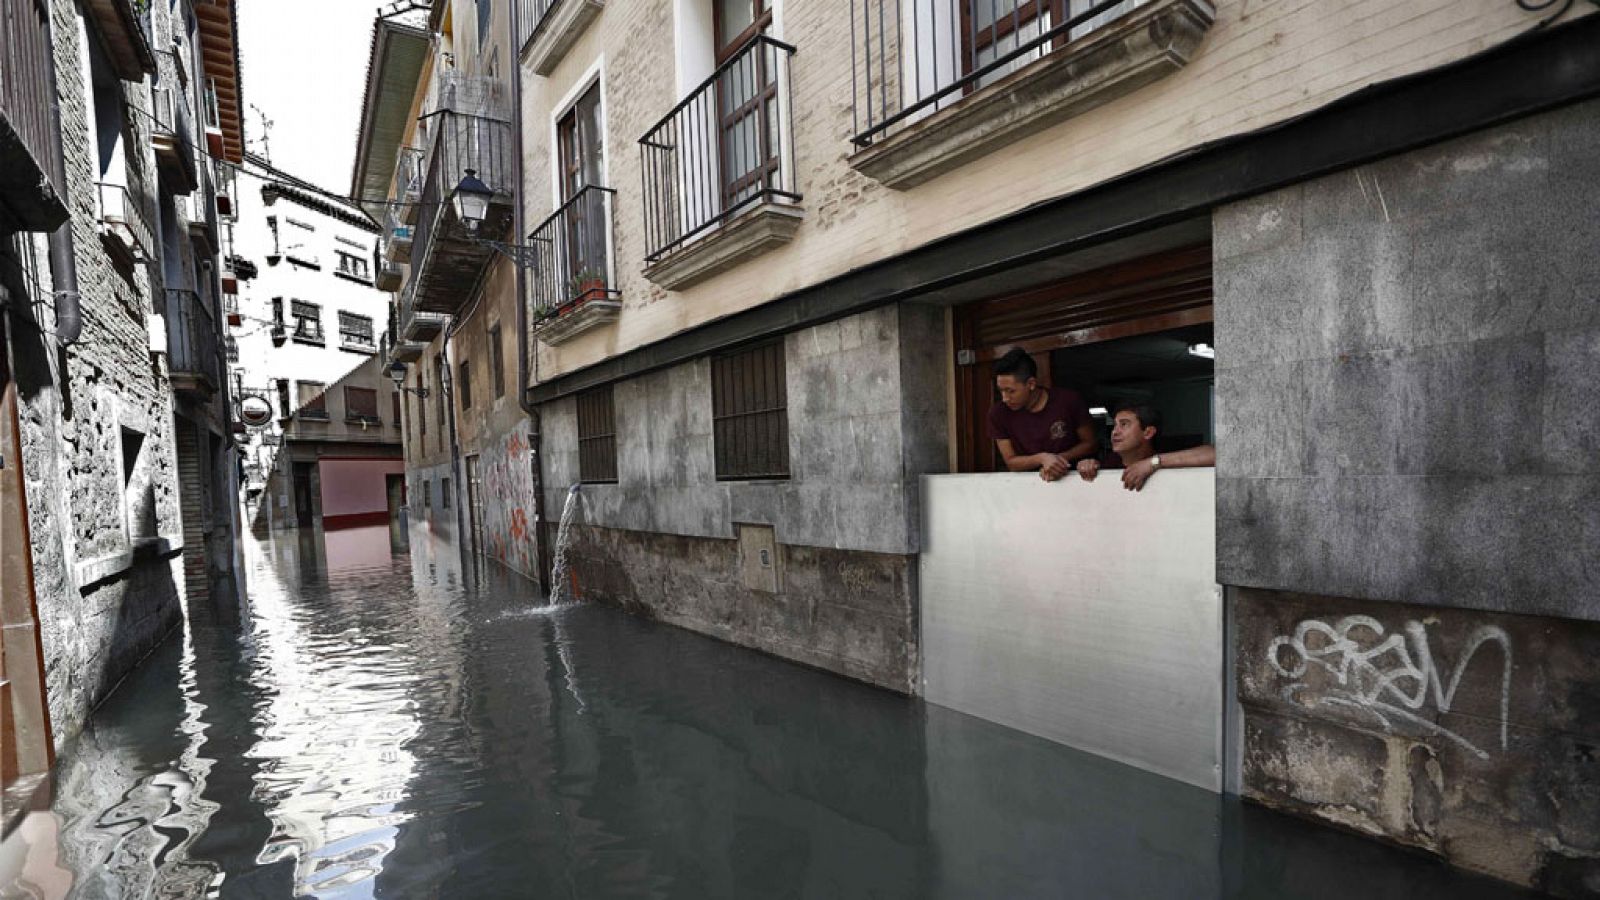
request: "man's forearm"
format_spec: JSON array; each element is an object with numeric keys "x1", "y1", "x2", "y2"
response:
[
  {"x1": 1062, "y1": 439, "x2": 1096, "y2": 463},
  {"x1": 1160, "y1": 445, "x2": 1216, "y2": 469},
  {"x1": 1005, "y1": 453, "x2": 1047, "y2": 472}
]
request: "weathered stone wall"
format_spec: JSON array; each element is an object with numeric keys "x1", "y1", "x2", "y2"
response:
[
  {"x1": 558, "y1": 523, "x2": 919, "y2": 692},
  {"x1": 1215, "y1": 99, "x2": 1600, "y2": 893},
  {"x1": 1214, "y1": 98, "x2": 1600, "y2": 622},
  {"x1": 535, "y1": 303, "x2": 946, "y2": 690},
  {"x1": 1235, "y1": 589, "x2": 1600, "y2": 894},
  {"x1": 0, "y1": 0, "x2": 194, "y2": 747},
  {"x1": 541, "y1": 303, "x2": 949, "y2": 554}
]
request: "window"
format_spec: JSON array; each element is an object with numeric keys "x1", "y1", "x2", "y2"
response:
[
  {"x1": 435, "y1": 356, "x2": 447, "y2": 441},
  {"x1": 335, "y1": 250, "x2": 371, "y2": 283},
  {"x1": 476, "y1": 0, "x2": 492, "y2": 48},
  {"x1": 224, "y1": 335, "x2": 238, "y2": 363},
  {"x1": 441, "y1": 477, "x2": 453, "y2": 509},
  {"x1": 297, "y1": 381, "x2": 328, "y2": 419},
  {"x1": 290, "y1": 300, "x2": 324, "y2": 345},
  {"x1": 576, "y1": 386, "x2": 618, "y2": 483},
  {"x1": 555, "y1": 82, "x2": 608, "y2": 300},
  {"x1": 392, "y1": 390, "x2": 402, "y2": 425},
  {"x1": 337, "y1": 311, "x2": 375, "y2": 352},
  {"x1": 345, "y1": 386, "x2": 380, "y2": 423},
  {"x1": 712, "y1": 341, "x2": 789, "y2": 480},
  {"x1": 271, "y1": 296, "x2": 285, "y2": 327},
  {"x1": 415, "y1": 379, "x2": 426, "y2": 437},
  {"x1": 490, "y1": 325, "x2": 505, "y2": 398},
  {"x1": 284, "y1": 218, "x2": 318, "y2": 267},
  {"x1": 276, "y1": 378, "x2": 291, "y2": 418},
  {"x1": 423, "y1": 479, "x2": 431, "y2": 508},
  {"x1": 458, "y1": 360, "x2": 473, "y2": 410}
]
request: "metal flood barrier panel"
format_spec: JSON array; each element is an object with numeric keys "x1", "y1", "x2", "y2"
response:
[{"x1": 919, "y1": 471, "x2": 1223, "y2": 791}]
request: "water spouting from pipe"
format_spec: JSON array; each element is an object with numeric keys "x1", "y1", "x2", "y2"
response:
[{"x1": 547, "y1": 484, "x2": 583, "y2": 606}]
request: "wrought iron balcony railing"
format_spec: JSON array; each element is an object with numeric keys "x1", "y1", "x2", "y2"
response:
[
  {"x1": 639, "y1": 35, "x2": 798, "y2": 264},
  {"x1": 408, "y1": 109, "x2": 515, "y2": 314},
  {"x1": 516, "y1": 0, "x2": 558, "y2": 52},
  {"x1": 96, "y1": 182, "x2": 153, "y2": 265},
  {"x1": 151, "y1": 86, "x2": 199, "y2": 193},
  {"x1": 395, "y1": 146, "x2": 426, "y2": 224},
  {"x1": 848, "y1": 0, "x2": 1141, "y2": 147},
  {"x1": 529, "y1": 185, "x2": 618, "y2": 317},
  {"x1": 0, "y1": 0, "x2": 67, "y2": 231},
  {"x1": 166, "y1": 288, "x2": 221, "y2": 390}
]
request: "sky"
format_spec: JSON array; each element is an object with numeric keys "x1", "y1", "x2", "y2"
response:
[{"x1": 236, "y1": 0, "x2": 386, "y2": 196}]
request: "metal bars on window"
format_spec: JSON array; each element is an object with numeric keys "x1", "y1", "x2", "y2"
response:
[
  {"x1": 576, "y1": 386, "x2": 618, "y2": 484},
  {"x1": 712, "y1": 341, "x2": 789, "y2": 480},
  {"x1": 849, "y1": 0, "x2": 1139, "y2": 146},
  {"x1": 290, "y1": 300, "x2": 324, "y2": 343},
  {"x1": 639, "y1": 35, "x2": 799, "y2": 263}
]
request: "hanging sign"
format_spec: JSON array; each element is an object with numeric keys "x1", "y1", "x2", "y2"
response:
[{"x1": 239, "y1": 394, "x2": 275, "y2": 428}]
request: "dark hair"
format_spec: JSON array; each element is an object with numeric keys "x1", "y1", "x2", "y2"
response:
[
  {"x1": 1115, "y1": 403, "x2": 1162, "y2": 435},
  {"x1": 993, "y1": 347, "x2": 1037, "y2": 382}
]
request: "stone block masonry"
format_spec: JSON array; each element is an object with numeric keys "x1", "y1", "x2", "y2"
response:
[
  {"x1": 1214, "y1": 98, "x2": 1600, "y2": 894},
  {"x1": 536, "y1": 303, "x2": 948, "y2": 692}
]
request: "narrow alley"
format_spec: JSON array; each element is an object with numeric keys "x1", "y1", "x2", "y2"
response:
[{"x1": 0, "y1": 526, "x2": 1539, "y2": 898}]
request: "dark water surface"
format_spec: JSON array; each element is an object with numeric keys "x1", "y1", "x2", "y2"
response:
[{"x1": 1, "y1": 525, "x2": 1536, "y2": 899}]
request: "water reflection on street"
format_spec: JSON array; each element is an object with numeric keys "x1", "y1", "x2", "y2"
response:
[{"x1": 0, "y1": 524, "x2": 1538, "y2": 898}]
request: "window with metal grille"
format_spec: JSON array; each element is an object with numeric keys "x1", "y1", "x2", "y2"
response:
[
  {"x1": 712, "y1": 341, "x2": 789, "y2": 480},
  {"x1": 224, "y1": 335, "x2": 238, "y2": 363},
  {"x1": 576, "y1": 386, "x2": 618, "y2": 483},
  {"x1": 337, "y1": 311, "x2": 375, "y2": 351},
  {"x1": 458, "y1": 360, "x2": 473, "y2": 410},
  {"x1": 290, "y1": 300, "x2": 324, "y2": 344},
  {"x1": 423, "y1": 479, "x2": 431, "y2": 508},
  {"x1": 345, "y1": 386, "x2": 380, "y2": 423},
  {"x1": 334, "y1": 250, "x2": 371, "y2": 283},
  {"x1": 490, "y1": 325, "x2": 505, "y2": 398},
  {"x1": 297, "y1": 380, "x2": 328, "y2": 419}
]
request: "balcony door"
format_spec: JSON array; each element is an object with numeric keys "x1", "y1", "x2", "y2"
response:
[
  {"x1": 714, "y1": 0, "x2": 778, "y2": 210},
  {"x1": 556, "y1": 83, "x2": 606, "y2": 301}
]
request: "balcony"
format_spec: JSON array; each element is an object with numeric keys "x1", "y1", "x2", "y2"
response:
[
  {"x1": 529, "y1": 186, "x2": 621, "y2": 346},
  {"x1": 382, "y1": 204, "x2": 413, "y2": 263},
  {"x1": 408, "y1": 110, "x2": 515, "y2": 315},
  {"x1": 517, "y1": 0, "x2": 603, "y2": 76},
  {"x1": 224, "y1": 295, "x2": 241, "y2": 327},
  {"x1": 639, "y1": 36, "x2": 801, "y2": 292},
  {"x1": 0, "y1": 0, "x2": 68, "y2": 232},
  {"x1": 151, "y1": 87, "x2": 199, "y2": 194},
  {"x1": 166, "y1": 289, "x2": 221, "y2": 396},
  {"x1": 847, "y1": 0, "x2": 1215, "y2": 189},
  {"x1": 396, "y1": 276, "x2": 448, "y2": 343},
  {"x1": 213, "y1": 157, "x2": 237, "y2": 219},
  {"x1": 376, "y1": 259, "x2": 402, "y2": 292},
  {"x1": 203, "y1": 79, "x2": 225, "y2": 158},
  {"x1": 381, "y1": 324, "x2": 425, "y2": 365},
  {"x1": 395, "y1": 147, "x2": 426, "y2": 225},
  {"x1": 96, "y1": 182, "x2": 152, "y2": 268},
  {"x1": 85, "y1": 0, "x2": 156, "y2": 81}
]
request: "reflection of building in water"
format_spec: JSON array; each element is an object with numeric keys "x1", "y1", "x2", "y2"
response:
[{"x1": 352, "y1": 0, "x2": 1600, "y2": 889}]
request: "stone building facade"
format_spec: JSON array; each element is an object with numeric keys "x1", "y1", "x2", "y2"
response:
[
  {"x1": 0, "y1": 0, "x2": 245, "y2": 761},
  {"x1": 357, "y1": 0, "x2": 1600, "y2": 890}
]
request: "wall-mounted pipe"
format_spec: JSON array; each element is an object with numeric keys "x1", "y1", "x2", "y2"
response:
[{"x1": 508, "y1": 0, "x2": 550, "y2": 596}]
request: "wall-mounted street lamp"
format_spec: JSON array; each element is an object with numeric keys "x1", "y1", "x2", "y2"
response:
[
  {"x1": 387, "y1": 360, "x2": 434, "y2": 398},
  {"x1": 449, "y1": 169, "x2": 540, "y2": 269}
]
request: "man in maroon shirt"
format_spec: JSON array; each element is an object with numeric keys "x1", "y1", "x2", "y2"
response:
[{"x1": 987, "y1": 347, "x2": 1097, "y2": 482}]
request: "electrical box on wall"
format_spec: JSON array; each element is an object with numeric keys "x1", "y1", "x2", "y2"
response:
[{"x1": 736, "y1": 523, "x2": 782, "y2": 594}]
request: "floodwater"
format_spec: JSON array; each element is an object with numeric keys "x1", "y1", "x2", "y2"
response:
[{"x1": 0, "y1": 524, "x2": 1537, "y2": 899}]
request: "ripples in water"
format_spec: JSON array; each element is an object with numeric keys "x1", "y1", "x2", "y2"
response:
[{"x1": 0, "y1": 524, "x2": 1540, "y2": 899}]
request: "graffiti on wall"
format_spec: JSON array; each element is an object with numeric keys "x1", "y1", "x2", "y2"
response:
[
  {"x1": 1266, "y1": 616, "x2": 1512, "y2": 760},
  {"x1": 476, "y1": 430, "x2": 540, "y2": 578}
]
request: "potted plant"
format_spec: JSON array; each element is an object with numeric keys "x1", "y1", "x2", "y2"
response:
[{"x1": 566, "y1": 267, "x2": 605, "y2": 305}]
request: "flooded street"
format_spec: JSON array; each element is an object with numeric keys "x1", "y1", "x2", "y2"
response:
[{"x1": 0, "y1": 525, "x2": 1536, "y2": 899}]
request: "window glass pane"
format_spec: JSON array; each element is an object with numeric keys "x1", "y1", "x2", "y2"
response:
[{"x1": 716, "y1": 0, "x2": 756, "y2": 48}]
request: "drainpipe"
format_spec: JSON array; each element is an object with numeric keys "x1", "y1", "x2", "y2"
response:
[
  {"x1": 44, "y1": 8, "x2": 80, "y2": 346},
  {"x1": 507, "y1": 0, "x2": 550, "y2": 595}
]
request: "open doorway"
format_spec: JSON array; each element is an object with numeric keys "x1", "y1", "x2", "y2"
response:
[{"x1": 1050, "y1": 323, "x2": 1214, "y2": 457}]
